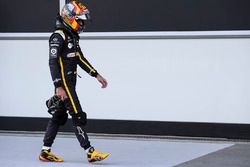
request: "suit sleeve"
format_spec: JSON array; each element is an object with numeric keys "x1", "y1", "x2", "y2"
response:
[
  {"x1": 76, "y1": 49, "x2": 99, "y2": 77},
  {"x1": 49, "y1": 33, "x2": 65, "y2": 88}
]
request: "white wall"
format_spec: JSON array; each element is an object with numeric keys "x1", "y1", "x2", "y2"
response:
[{"x1": 1, "y1": 38, "x2": 250, "y2": 124}]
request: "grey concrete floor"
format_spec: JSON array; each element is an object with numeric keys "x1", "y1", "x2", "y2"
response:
[
  {"x1": 0, "y1": 133, "x2": 249, "y2": 167},
  {"x1": 175, "y1": 144, "x2": 250, "y2": 167}
]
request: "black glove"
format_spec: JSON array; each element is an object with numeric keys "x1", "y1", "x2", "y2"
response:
[{"x1": 46, "y1": 95, "x2": 64, "y2": 115}]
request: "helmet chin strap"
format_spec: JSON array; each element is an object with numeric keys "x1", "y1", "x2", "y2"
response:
[
  {"x1": 62, "y1": 20, "x2": 73, "y2": 30},
  {"x1": 76, "y1": 20, "x2": 85, "y2": 33},
  {"x1": 77, "y1": 27, "x2": 86, "y2": 34}
]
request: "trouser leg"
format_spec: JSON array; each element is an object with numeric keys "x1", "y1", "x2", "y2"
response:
[
  {"x1": 43, "y1": 119, "x2": 60, "y2": 147},
  {"x1": 64, "y1": 87, "x2": 91, "y2": 150},
  {"x1": 43, "y1": 110, "x2": 68, "y2": 147},
  {"x1": 73, "y1": 123, "x2": 90, "y2": 149}
]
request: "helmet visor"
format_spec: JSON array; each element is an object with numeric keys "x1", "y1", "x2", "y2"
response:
[{"x1": 76, "y1": 13, "x2": 91, "y2": 21}]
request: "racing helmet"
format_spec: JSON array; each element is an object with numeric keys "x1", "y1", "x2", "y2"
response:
[{"x1": 61, "y1": 1, "x2": 91, "y2": 33}]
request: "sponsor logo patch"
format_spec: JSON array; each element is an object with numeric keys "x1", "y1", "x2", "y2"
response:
[
  {"x1": 53, "y1": 78, "x2": 61, "y2": 83},
  {"x1": 68, "y1": 43, "x2": 73, "y2": 49},
  {"x1": 67, "y1": 53, "x2": 76, "y2": 58},
  {"x1": 53, "y1": 37, "x2": 58, "y2": 42},
  {"x1": 50, "y1": 44, "x2": 59, "y2": 47},
  {"x1": 67, "y1": 71, "x2": 73, "y2": 75},
  {"x1": 50, "y1": 48, "x2": 57, "y2": 55}
]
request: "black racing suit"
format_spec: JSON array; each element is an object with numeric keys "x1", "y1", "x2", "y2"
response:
[{"x1": 43, "y1": 17, "x2": 98, "y2": 150}]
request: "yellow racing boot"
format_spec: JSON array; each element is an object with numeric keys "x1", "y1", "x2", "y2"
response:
[
  {"x1": 39, "y1": 149, "x2": 64, "y2": 162},
  {"x1": 87, "y1": 147, "x2": 109, "y2": 163}
]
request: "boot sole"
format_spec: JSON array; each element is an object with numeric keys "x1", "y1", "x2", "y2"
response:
[{"x1": 39, "y1": 156, "x2": 64, "y2": 162}]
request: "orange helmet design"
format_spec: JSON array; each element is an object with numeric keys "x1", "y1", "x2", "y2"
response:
[{"x1": 61, "y1": 1, "x2": 91, "y2": 32}]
